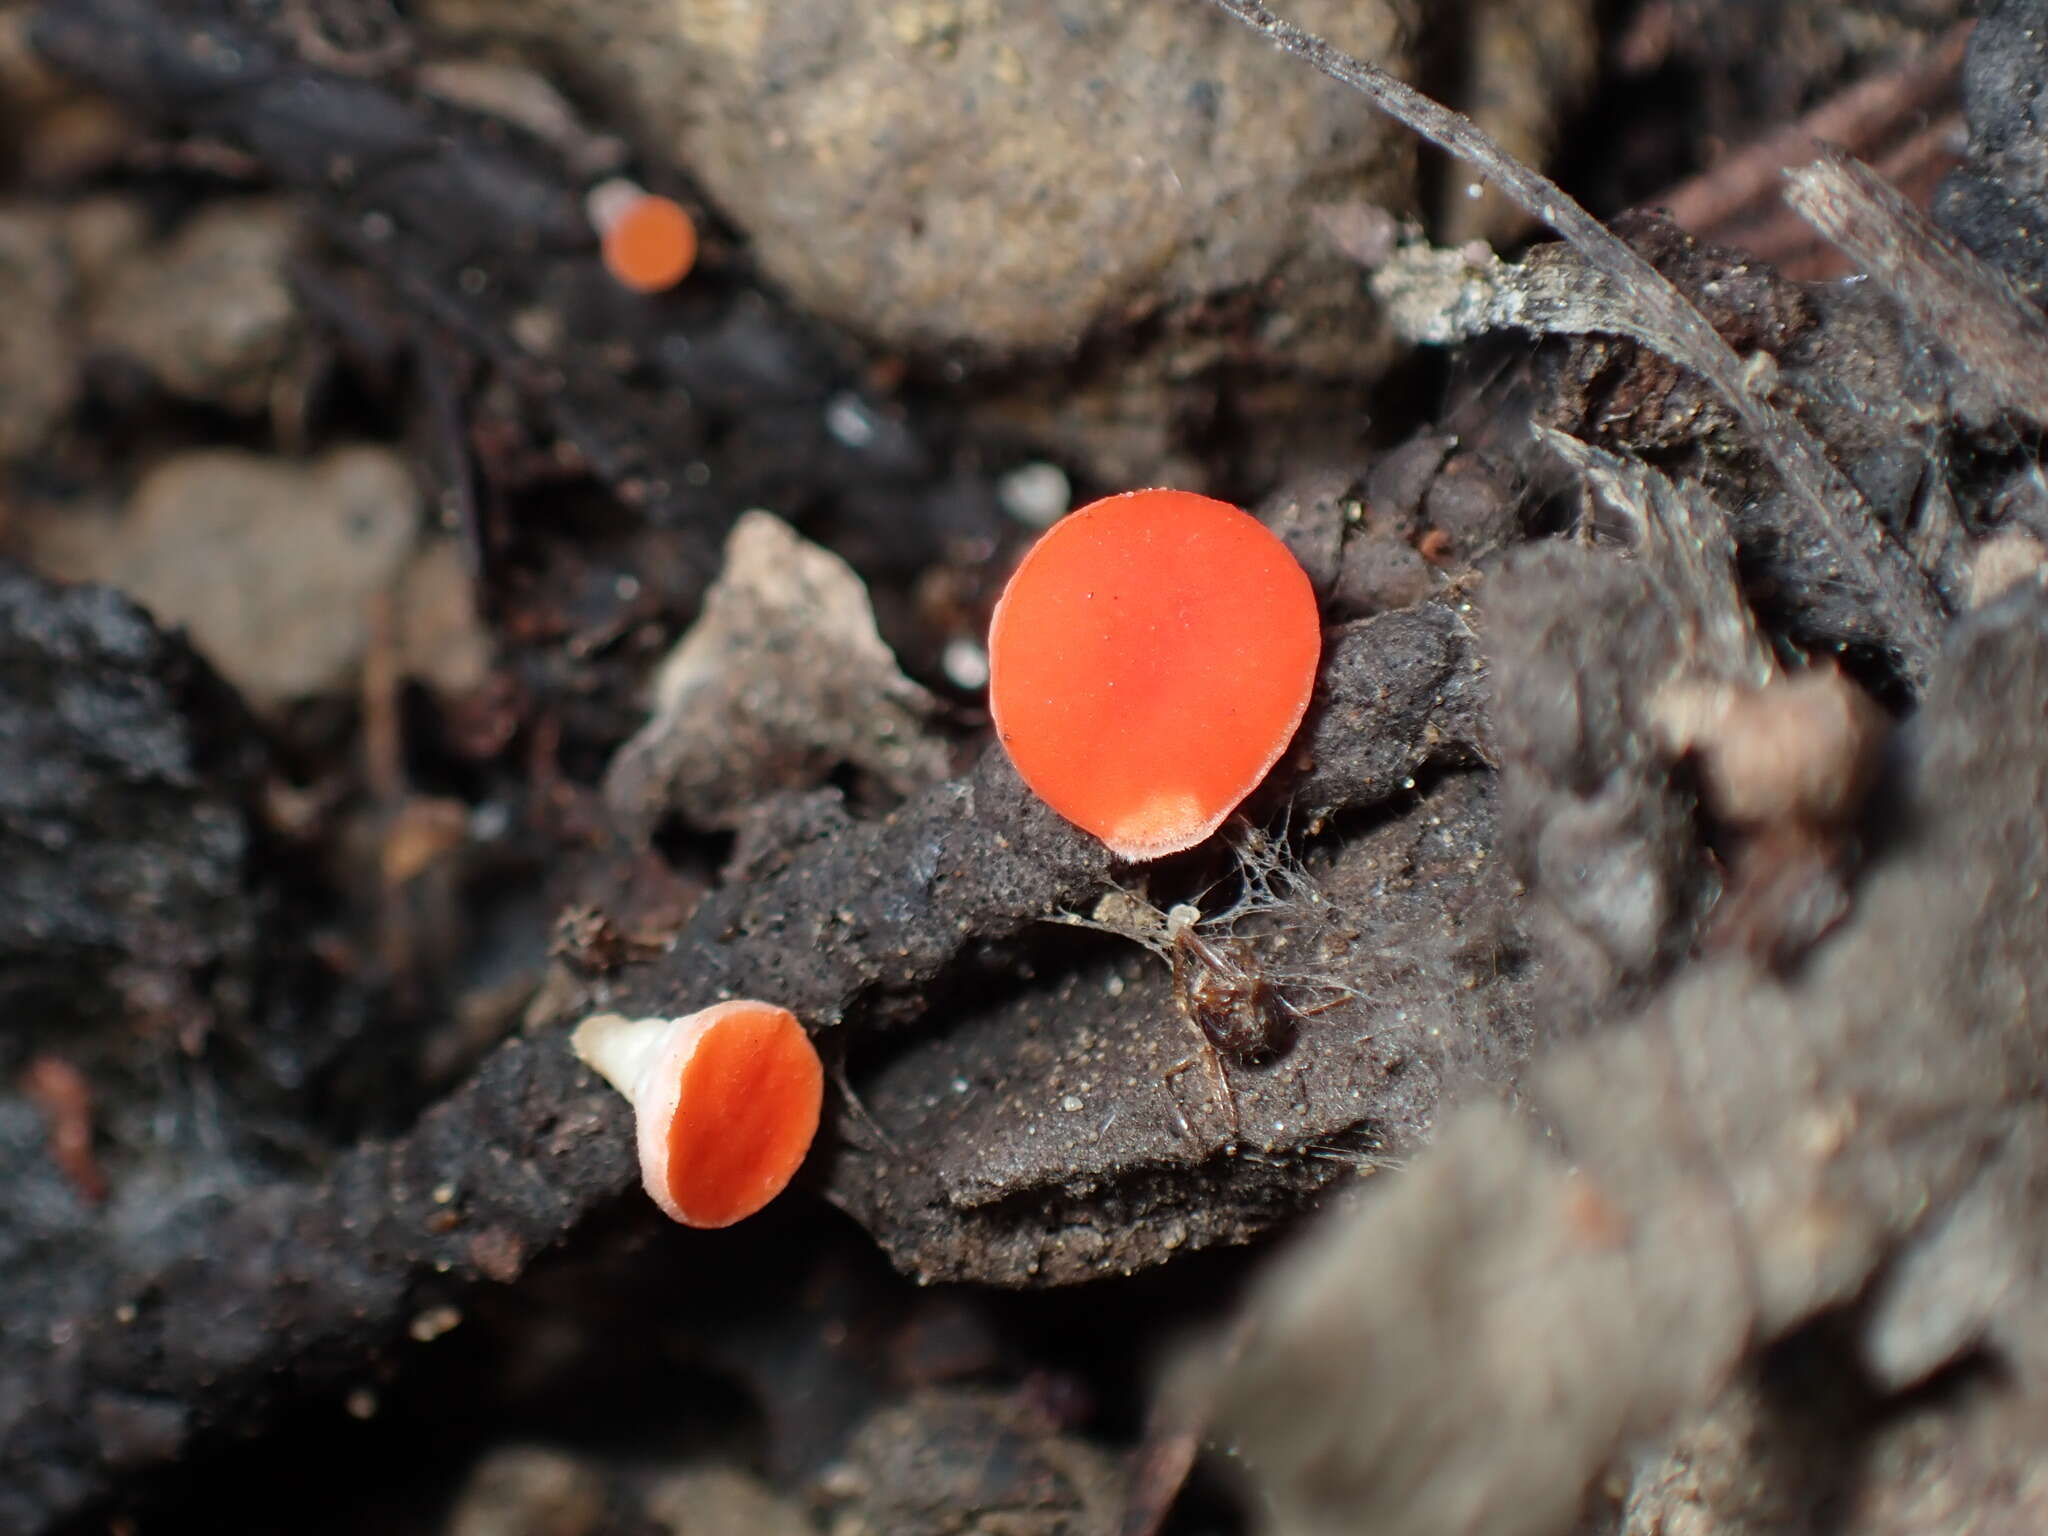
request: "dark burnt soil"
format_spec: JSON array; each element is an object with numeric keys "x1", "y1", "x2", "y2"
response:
[{"x1": 5, "y1": 3, "x2": 2047, "y2": 1535}]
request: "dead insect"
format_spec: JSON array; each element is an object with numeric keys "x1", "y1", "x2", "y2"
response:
[
  {"x1": 1166, "y1": 907, "x2": 1296, "y2": 1066},
  {"x1": 1050, "y1": 828, "x2": 1356, "y2": 1144}
]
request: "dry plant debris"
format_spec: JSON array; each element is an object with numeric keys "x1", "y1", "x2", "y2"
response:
[
  {"x1": 1207, "y1": 0, "x2": 1947, "y2": 683},
  {"x1": 1214, "y1": 584, "x2": 2048, "y2": 1536}
]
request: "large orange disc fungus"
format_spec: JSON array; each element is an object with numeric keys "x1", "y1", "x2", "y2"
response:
[
  {"x1": 988, "y1": 488, "x2": 1321, "y2": 860},
  {"x1": 571, "y1": 1001, "x2": 824, "y2": 1228}
]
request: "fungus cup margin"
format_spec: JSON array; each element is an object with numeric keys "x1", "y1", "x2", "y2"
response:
[{"x1": 988, "y1": 488, "x2": 1323, "y2": 861}]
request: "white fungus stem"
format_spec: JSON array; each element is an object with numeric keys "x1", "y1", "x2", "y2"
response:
[
  {"x1": 582, "y1": 176, "x2": 642, "y2": 236},
  {"x1": 570, "y1": 1013, "x2": 669, "y2": 1100}
]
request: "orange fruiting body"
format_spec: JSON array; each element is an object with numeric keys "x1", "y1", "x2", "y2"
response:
[
  {"x1": 571, "y1": 1001, "x2": 824, "y2": 1228},
  {"x1": 599, "y1": 192, "x2": 698, "y2": 294},
  {"x1": 657, "y1": 1002, "x2": 822, "y2": 1227},
  {"x1": 988, "y1": 488, "x2": 1321, "y2": 861}
]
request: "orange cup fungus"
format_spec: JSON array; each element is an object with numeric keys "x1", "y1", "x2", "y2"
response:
[
  {"x1": 587, "y1": 178, "x2": 698, "y2": 294},
  {"x1": 571, "y1": 1001, "x2": 824, "y2": 1228},
  {"x1": 988, "y1": 488, "x2": 1322, "y2": 861}
]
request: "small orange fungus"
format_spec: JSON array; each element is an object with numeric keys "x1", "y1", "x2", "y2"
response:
[
  {"x1": 571, "y1": 1001, "x2": 824, "y2": 1228},
  {"x1": 988, "y1": 488, "x2": 1321, "y2": 861},
  {"x1": 588, "y1": 178, "x2": 698, "y2": 294}
]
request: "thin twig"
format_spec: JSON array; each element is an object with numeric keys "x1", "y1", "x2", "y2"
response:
[
  {"x1": 1656, "y1": 24, "x2": 1970, "y2": 237},
  {"x1": 1704, "y1": 113, "x2": 1963, "y2": 280},
  {"x1": 1203, "y1": 0, "x2": 1945, "y2": 683}
]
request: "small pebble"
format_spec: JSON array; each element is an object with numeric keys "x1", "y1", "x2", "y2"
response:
[
  {"x1": 942, "y1": 635, "x2": 990, "y2": 690},
  {"x1": 997, "y1": 461, "x2": 1072, "y2": 528},
  {"x1": 824, "y1": 392, "x2": 879, "y2": 448},
  {"x1": 408, "y1": 1305, "x2": 463, "y2": 1342}
]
